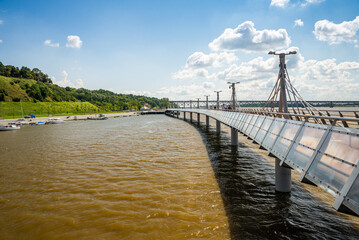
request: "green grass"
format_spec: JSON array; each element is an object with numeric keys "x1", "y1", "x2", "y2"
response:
[{"x1": 0, "y1": 102, "x2": 101, "y2": 119}]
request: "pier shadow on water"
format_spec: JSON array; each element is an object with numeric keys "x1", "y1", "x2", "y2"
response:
[{"x1": 184, "y1": 119, "x2": 359, "y2": 240}]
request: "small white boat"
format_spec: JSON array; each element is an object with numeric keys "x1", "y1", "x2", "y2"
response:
[
  {"x1": 0, "y1": 124, "x2": 20, "y2": 131},
  {"x1": 46, "y1": 118, "x2": 65, "y2": 124}
]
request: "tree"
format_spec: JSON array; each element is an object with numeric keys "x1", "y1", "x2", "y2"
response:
[{"x1": 19, "y1": 66, "x2": 33, "y2": 79}]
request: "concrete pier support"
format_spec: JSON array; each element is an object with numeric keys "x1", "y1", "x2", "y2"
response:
[
  {"x1": 275, "y1": 158, "x2": 291, "y2": 192},
  {"x1": 231, "y1": 128, "x2": 238, "y2": 146},
  {"x1": 190, "y1": 112, "x2": 193, "y2": 122},
  {"x1": 206, "y1": 116, "x2": 209, "y2": 127},
  {"x1": 177, "y1": 111, "x2": 179, "y2": 118},
  {"x1": 184, "y1": 112, "x2": 186, "y2": 120},
  {"x1": 216, "y1": 120, "x2": 221, "y2": 133},
  {"x1": 197, "y1": 113, "x2": 200, "y2": 123}
]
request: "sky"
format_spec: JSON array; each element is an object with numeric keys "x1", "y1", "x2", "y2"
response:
[{"x1": 0, "y1": 0, "x2": 359, "y2": 101}]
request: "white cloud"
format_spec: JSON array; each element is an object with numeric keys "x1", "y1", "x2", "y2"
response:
[
  {"x1": 172, "y1": 52, "x2": 237, "y2": 80},
  {"x1": 123, "y1": 90, "x2": 153, "y2": 97},
  {"x1": 53, "y1": 70, "x2": 84, "y2": 88},
  {"x1": 301, "y1": 0, "x2": 325, "y2": 7},
  {"x1": 186, "y1": 51, "x2": 237, "y2": 68},
  {"x1": 156, "y1": 83, "x2": 216, "y2": 100},
  {"x1": 294, "y1": 19, "x2": 304, "y2": 27},
  {"x1": 270, "y1": 0, "x2": 289, "y2": 8},
  {"x1": 172, "y1": 68, "x2": 209, "y2": 80},
  {"x1": 203, "y1": 81, "x2": 215, "y2": 89},
  {"x1": 66, "y1": 35, "x2": 83, "y2": 48},
  {"x1": 313, "y1": 16, "x2": 359, "y2": 44},
  {"x1": 0, "y1": 20, "x2": 3, "y2": 25},
  {"x1": 0, "y1": 40, "x2": 3, "y2": 43},
  {"x1": 209, "y1": 21, "x2": 291, "y2": 52},
  {"x1": 44, "y1": 40, "x2": 59, "y2": 47}
]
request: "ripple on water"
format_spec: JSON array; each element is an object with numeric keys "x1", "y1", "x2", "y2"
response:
[{"x1": 0, "y1": 116, "x2": 230, "y2": 239}]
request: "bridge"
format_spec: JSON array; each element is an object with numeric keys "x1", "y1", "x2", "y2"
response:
[{"x1": 165, "y1": 51, "x2": 359, "y2": 216}]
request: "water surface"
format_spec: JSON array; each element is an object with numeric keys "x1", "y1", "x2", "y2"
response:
[{"x1": 0, "y1": 116, "x2": 229, "y2": 239}]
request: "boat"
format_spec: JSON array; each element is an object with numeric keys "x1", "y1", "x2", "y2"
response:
[
  {"x1": 87, "y1": 114, "x2": 108, "y2": 120},
  {"x1": 97, "y1": 114, "x2": 108, "y2": 120},
  {"x1": 0, "y1": 124, "x2": 20, "y2": 131},
  {"x1": 16, "y1": 118, "x2": 30, "y2": 125},
  {"x1": 46, "y1": 118, "x2": 65, "y2": 124}
]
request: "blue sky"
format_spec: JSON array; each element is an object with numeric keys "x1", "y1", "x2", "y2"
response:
[{"x1": 1, "y1": 0, "x2": 359, "y2": 100}]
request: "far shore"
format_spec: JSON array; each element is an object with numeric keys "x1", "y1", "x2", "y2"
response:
[{"x1": 0, "y1": 111, "x2": 140, "y2": 125}]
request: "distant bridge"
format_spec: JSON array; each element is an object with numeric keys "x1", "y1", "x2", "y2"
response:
[
  {"x1": 169, "y1": 100, "x2": 359, "y2": 108},
  {"x1": 166, "y1": 108, "x2": 359, "y2": 216}
]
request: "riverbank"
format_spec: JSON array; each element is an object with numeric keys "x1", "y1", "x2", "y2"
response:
[{"x1": 0, "y1": 112, "x2": 140, "y2": 126}]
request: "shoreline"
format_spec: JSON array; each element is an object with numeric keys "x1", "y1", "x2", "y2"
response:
[{"x1": 0, "y1": 112, "x2": 140, "y2": 125}]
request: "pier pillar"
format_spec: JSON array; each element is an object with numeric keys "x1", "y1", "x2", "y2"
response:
[
  {"x1": 197, "y1": 113, "x2": 200, "y2": 123},
  {"x1": 184, "y1": 112, "x2": 186, "y2": 120},
  {"x1": 275, "y1": 158, "x2": 291, "y2": 192},
  {"x1": 177, "y1": 111, "x2": 179, "y2": 118},
  {"x1": 231, "y1": 128, "x2": 238, "y2": 146},
  {"x1": 216, "y1": 120, "x2": 221, "y2": 133},
  {"x1": 190, "y1": 112, "x2": 193, "y2": 122},
  {"x1": 206, "y1": 116, "x2": 209, "y2": 127}
]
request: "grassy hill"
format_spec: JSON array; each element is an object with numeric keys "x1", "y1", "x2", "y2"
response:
[
  {"x1": 0, "y1": 72, "x2": 170, "y2": 119},
  {"x1": 0, "y1": 101, "x2": 99, "y2": 119}
]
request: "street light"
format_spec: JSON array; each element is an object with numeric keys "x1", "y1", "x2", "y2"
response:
[
  {"x1": 204, "y1": 95, "x2": 210, "y2": 109},
  {"x1": 214, "y1": 91, "x2": 222, "y2": 110},
  {"x1": 196, "y1": 98, "x2": 200, "y2": 109},
  {"x1": 268, "y1": 50, "x2": 297, "y2": 114},
  {"x1": 227, "y1": 82, "x2": 240, "y2": 110}
]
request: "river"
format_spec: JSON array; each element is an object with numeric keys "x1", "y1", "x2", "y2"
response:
[{"x1": 0, "y1": 115, "x2": 359, "y2": 239}]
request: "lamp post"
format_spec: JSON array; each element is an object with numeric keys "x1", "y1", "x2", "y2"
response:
[
  {"x1": 268, "y1": 50, "x2": 297, "y2": 193},
  {"x1": 204, "y1": 95, "x2": 210, "y2": 127},
  {"x1": 213, "y1": 91, "x2": 222, "y2": 133},
  {"x1": 227, "y1": 81, "x2": 240, "y2": 111},
  {"x1": 204, "y1": 95, "x2": 209, "y2": 109},
  {"x1": 226, "y1": 82, "x2": 240, "y2": 146},
  {"x1": 196, "y1": 98, "x2": 200, "y2": 109},
  {"x1": 214, "y1": 91, "x2": 222, "y2": 110},
  {"x1": 268, "y1": 51, "x2": 296, "y2": 115}
]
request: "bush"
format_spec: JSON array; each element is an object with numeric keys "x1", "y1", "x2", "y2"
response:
[{"x1": 13, "y1": 97, "x2": 20, "y2": 102}]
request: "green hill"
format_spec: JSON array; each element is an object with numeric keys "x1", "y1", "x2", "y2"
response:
[{"x1": 0, "y1": 61, "x2": 170, "y2": 119}]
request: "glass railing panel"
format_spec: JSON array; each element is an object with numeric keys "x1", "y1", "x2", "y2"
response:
[{"x1": 308, "y1": 153, "x2": 353, "y2": 193}]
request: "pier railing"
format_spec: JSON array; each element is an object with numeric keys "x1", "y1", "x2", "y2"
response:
[
  {"x1": 238, "y1": 108, "x2": 359, "y2": 128},
  {"x1": 167, "y1": 108, "x2": 359, "y2": 216}
]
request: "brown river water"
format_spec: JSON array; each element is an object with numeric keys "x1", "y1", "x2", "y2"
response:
[
  {"x1": 0, "y1": 115, "x2": 229, "y2": 239},
  {"x1": 1, "y1": 114, "x2": 359, "y2": 239}
]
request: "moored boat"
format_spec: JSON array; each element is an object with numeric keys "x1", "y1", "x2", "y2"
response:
[
  {"x1": 0, "y1": 124, "x2": 20, "y2": 131},
  {"x1": 46, "y1": 118, "x2": 65, "y2": 124}
]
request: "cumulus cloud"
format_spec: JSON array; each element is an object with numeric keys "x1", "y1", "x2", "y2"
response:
[
  {"x1": 294, "y1": 19, "x2": 304, "y2": 27},
  {"x1": 301, "y1": 0, "x2": 325, "y2": 7},
  {"x1": 186, "y1": 52, "x2": 238, "y2": 68},
  {"x1": 172, "y1": 68, "x2": 209, "y2": 80},
  {"x1": 44, "y1": 40, "x2": 59, "y2": 47},
  {"x1": 66, "y1": 35, "x2": 83, "y2": 48},
  {"x1": 313, "y1": 16, "x2": 359, "y2": 44},
  {"x1": 172, "y1": 51, "x2": 237, "y2": 80},
  {"x1": 123, "y1": 90, "x2": 153, "y2": 97},
  {"x1": 203, "y1": 81, "x2": 215, "y2": 89},
  {"x1": 0, "y1": 40, "x2": 3, "y2": 43},
  {"x1": 209, "y1": 21, "x2": 291, "y2": 52},
  {"x1": 156, "y1": 83, "x2": 216, "y2": 100},
  {"x1": 53, "y1": 70, "x2": 84, "y2": 88},
  {"x1": 270, "y1": 0, "x2": 289, "y2": 7}
]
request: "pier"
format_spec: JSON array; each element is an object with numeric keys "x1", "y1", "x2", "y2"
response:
[{"x1": 166, "y1": 51, "x2": 359, "y2": 216}]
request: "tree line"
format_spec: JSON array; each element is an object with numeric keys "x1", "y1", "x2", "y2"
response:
[
  {"x1": 0, "y1": 61, "x2": 52, "y2": 84},
  {"x1": 0, "y1": 61, "x2": 170, "y2": 110}
]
